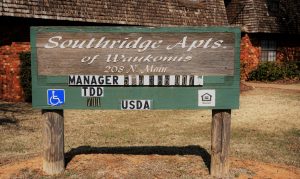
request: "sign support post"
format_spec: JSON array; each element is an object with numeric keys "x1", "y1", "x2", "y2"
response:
[
  {"x1": 211, "y1": 109, "x2": 231, "y2": 178},
  {"x1": 42, "y1": 109, "x2": 65, "y2": 174}
]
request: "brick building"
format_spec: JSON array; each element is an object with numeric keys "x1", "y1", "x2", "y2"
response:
[
  {"x1": 0, "y1": 0, "x2": 228, "y2": 101},
  {"x1": 0, "y1": 0, "x2": 229, "y2": 102},
  {"x1": 1, "y1": 0, "x2": 299, "y2": 101},
  {"x1": 225, "y1": 0, "x2": 300, "y2": 79}
]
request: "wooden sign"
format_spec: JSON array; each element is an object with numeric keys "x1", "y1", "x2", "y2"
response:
[
  {"x1": 31, "y1": 27, "x2": 240, "y2": 109},
  {"x1": 36, "y1": 32, "x2": 234, "y2": 76},
  {"x1": 33, "y1": 27, "x2": 240, "y2": 178}
]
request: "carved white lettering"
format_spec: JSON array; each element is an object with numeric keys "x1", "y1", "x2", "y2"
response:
[
  {"x1": 60, "y1": 40, "x2": 73, "y2": 48},
  {"x1": 94, "y1": 37, "x2": 110, "y2": 48},
  {"x1": 105, "y1": 54, "x2": 192, "y2": 63},
  {"x1": 187, "y1": 40, "x2": 204, "y2": 51},
  {"x1": 166, "y1": 36, "x2": 187, "y2": 50},
  {"x1": 125, "y1": 37, "x2": 142, "y2": 49},
  {"x1": 43, "y1": 35, "x2": 225, "y2": 52},
  {"x1": 71, "y1": 40, "x2": 87, "y2": 48},
  {"x1": 86, "y1": 38, "x2": 95, "y2": 48},
  {"x1": 44, "y1": 36, "x2": 62, "y2": 48},
  {"x1": 212, "y1": 40, "x2": 223, "y2": 49},
  {"x1": 138, "y1": 40, "x2": 153, "y2": 52},
  {"x1": 203, "y1": 38, "x2": 213, "y2": 48}
]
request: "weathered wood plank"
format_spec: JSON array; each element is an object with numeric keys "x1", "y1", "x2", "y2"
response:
[
  {"x1": 36, "y1": 32, "x2": 235, "y2": 76},
  {"x1": 211, "y1": 109, "x2": 231, "y2": 178},
  {"x1": 42, "y1": 109, "x2": 65, "y2": 175}
]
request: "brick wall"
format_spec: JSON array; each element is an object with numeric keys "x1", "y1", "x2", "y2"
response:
[
  {"x1": 240, "y1": 33, "x2": 300, "y2": 80},
  {"x1": 0, "y1": 42, "x2": 30, "y2": 102},
  {"x1": 0, "y1": 16, "x2": 103, "y2": 103},
  {"x1": 277, "y1": 38, "x2": 300, "y2": 62}
]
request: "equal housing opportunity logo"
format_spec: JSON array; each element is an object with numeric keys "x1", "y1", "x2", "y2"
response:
[{"x1": 198, "y1": 90, "x2": 215, "y2": 107}]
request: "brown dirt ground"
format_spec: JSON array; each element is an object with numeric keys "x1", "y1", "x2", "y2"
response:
[{"x1": 0, "y1": 155, "x2": 299, "y2": 179}]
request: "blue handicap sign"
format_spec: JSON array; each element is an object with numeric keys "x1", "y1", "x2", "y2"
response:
[{"x1": 47, "y1": 89, "x2": 65, "y2": 106}]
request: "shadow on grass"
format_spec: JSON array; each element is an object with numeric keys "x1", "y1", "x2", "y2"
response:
[
  {"x1": 65, "y1": 145, "x2": 211, "y2": 171},
  {"x1": 0, "y1": 103, "x2": 22, "y2": 126},
  {"x1": 0, "y1": 117, "x2": 18, "y2": 125}
]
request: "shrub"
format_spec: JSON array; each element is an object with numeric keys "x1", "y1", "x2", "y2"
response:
[
  {"x1": 240, "y1": 34, "x2": 260, "y2": 80},
  {"x1": 248, "y1": 61, "x2": 300, "y2": 81},
  {"x1": 281, "y1": 61, "x2": 300, "y2": 79},
  {"x1": 248, "y1": 62, "x2": 284, "y2": 81},
  {"x1": 19, "y1": 52, "x2": 32, "y2": 102}
]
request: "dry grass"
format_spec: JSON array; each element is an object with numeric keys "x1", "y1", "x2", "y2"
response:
[
  {"x1": 0, "y1": 87, "x2": 300, "y2": 170},
  {"x1": 233, "y1": 88, "x2": 300, "y2": 166},
  {"x1": 0, "y1": 102, "x2": 41, "y2": 165}
]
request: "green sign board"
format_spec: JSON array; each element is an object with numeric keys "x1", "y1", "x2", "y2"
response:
[{"x1": 31, "y1": 26, "x2": 240, "y2": 110}]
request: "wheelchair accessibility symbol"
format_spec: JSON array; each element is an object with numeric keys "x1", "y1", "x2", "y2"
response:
[{"x1": 47, "y1": 89, "x2": 65, "y2": 106}]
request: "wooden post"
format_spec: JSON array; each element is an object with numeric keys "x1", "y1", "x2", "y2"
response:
[
  {"x1": 42, "y1": 109, "x2": 65, "y2": 175},
  {"x1": 211, "y1": 109, "x2": 231, "y2": 178}
]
